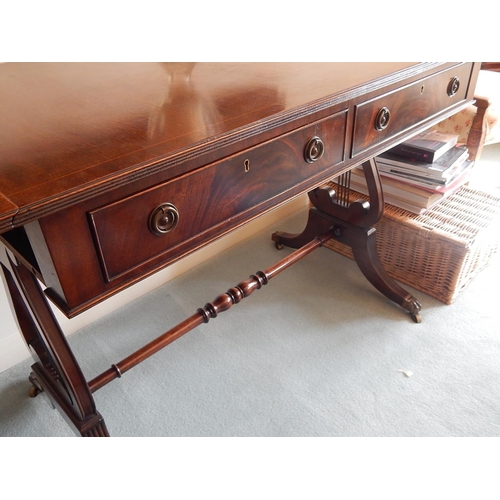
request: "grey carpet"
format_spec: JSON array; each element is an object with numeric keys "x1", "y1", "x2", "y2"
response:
[{"x1": 1, "y1": 204, "x2": 499, "y2": 437}]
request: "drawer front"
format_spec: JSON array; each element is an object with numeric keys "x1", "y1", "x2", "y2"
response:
[
  {"x1": 351, "y1": 63, "x2": 473, "y2": 157},
  {"x1": 89, "y1": 110, "x2": 347, "y2": 281}
]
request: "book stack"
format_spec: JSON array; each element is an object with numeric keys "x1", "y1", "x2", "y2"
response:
[{"x1": 350, "y1": 131, "x2": 474, "y2": 214}]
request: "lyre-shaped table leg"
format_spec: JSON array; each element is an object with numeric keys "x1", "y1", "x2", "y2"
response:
[
  {"x1": 272, "y1": 158, "x2": 422, "y2": 322},
  {"x1": 1, "y1": 250, "x2": 109, "y2": 436}
]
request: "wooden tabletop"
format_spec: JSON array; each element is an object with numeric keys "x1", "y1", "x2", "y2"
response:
[{"x1": 0, "y1": 62, "x2": 431, "y2": 232}]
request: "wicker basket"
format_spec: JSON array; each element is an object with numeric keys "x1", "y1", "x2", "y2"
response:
[{"x1": 324, "y1": 185, "x2": 500, "y2": 304}]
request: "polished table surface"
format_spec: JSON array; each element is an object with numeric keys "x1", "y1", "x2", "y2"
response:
[
  {"x1": 0, "y1": 63, "x2": 480, "y2": 435},
  {"x1": 0, "y1": 62, "x2": 472, "y2": 231}
]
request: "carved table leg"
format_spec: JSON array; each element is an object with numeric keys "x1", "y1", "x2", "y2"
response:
[
  {"x1": 272, "y1": 158, "x2": 422, "y2": 322},
  {"x1": 1, "y1": 250, "x2": 109, "y2": 436}
]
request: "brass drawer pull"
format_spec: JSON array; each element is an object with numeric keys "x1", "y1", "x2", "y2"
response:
[
  {"x1": 304, "y1": 136, "x2": 325, "y2": 163},
  {"x1": 374, "y1": 106, "x2": 391, "y2": 131},
  {"x1": 447, "y1": 76, "x2": 460, "y2": 97},
  {"x1": 149, "y1": 203, "x2": 180, "y2": 236}
]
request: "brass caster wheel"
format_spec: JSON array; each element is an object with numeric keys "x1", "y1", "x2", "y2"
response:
[
  {"x1": 275, "y1": 241, "x2": 283, "y2": 250},
  {"x1": 410, "y1": 312, "x2": 422, "y2": 324},
  {"x1": 28, "y1": 372, "x2": 43, "y2": 398},
  {"x1": 29, "y1": 384, "x2": 41, "y2": 398}
]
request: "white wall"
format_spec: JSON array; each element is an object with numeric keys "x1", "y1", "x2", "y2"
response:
[{"x1": 0, "y1": 196, "x2": 308, "y2": 373}]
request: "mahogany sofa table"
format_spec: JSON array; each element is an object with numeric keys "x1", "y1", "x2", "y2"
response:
[{"x1": 0, "y1": 62, "x2": 479, "y2": 436}]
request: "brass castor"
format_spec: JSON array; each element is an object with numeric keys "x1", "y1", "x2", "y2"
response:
[
  {"x1": 28, "y1": 372, "x2": 43, "y2": 398},
  {"x1": 410, "y1": 312, "x2": 422, "y2": 324},
  {"x1": 29, "y1": 384, "x2": 41, "y2": 398}
]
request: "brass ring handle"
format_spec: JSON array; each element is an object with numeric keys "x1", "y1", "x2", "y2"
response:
[
  {"x1": 304, "y1": 136, "x2": 325, "y2": 163},
  {"x1": 447, "y1": 76, "x2": 460, "y2": 97},
  {"x1": 375, "y1": 107, "x2": 391, "y2": 131},
  {"x1": 149, "y1": 203, "x2": 180, "y2": 236}
]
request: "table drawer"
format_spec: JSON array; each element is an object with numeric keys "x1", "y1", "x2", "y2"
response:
[
  {"x1": 88, "y1": 110, "x2": 347, "y2": 281},
  {"x1": 351, "y1": 63, "x2": 474, "y2": 157}
]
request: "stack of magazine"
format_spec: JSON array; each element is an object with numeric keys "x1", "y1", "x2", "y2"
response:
[{"x1": 350, "y1": 130, "x2": 474, "y2": 214}]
